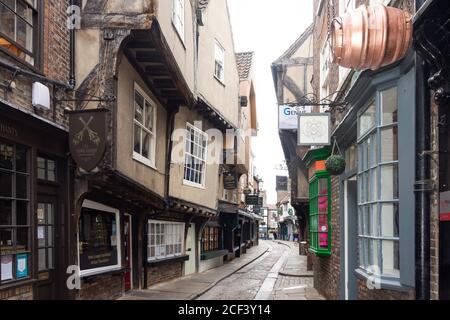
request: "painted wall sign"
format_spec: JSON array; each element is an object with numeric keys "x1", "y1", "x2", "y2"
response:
[
  {"x1": 298, "y1": 113, "x2": 331, "y2": 146},
  {"x1": 276, "y1": 176, "x2": 288, "y2": 191},
  {"x1": 278, "y1": 105, "x2": 312, "y2": 130},
  {"x1": 68, "y1": 109, "x2": 108, "y2": 172},
  {"x1": 223, "y1": 171, "x2": 237, "y2": 190},
  {"x1": 439, "y1": 191, "x2": 450, "y2": 221}
]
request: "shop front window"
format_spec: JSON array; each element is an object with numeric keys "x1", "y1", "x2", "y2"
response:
[
  {"x1": 78, "y1": 200, "x2": 121, "y2": 276},
  {"x1": 201, "y1": 226, "x2": 220, "y2": 252},
  {"x1": 357, "y1": 86, "x2": 400, "y2": 277},
  {"x1": 0, "y1": 140, "x2": 30, "y2": 284},
  {"x1": 147, "y1": 221, "x2": 184, "y2": 261},
  {"x1": 309, "y1": 173, "x2": 331, "y2": 256}
]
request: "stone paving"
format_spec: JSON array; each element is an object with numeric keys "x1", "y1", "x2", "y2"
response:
[{"x1": 120, "y1": 240, "x2": 325, "y2": 300}]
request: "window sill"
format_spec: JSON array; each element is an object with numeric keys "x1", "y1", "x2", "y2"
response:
[
  {"x1": 133, "y1": 153, "x2": 157, "y2": 171},
  {"x1": 0, "y1": 278, "x2": 37, "y2": 291},
  {"x1": 201, "y1": 249, "x2": 228, "y2": 261},
  {"x1": 214, "y1": 75, "x2": 226, "y2": 87},
  {"x1": 147, "y1": 254, "x2": 189, "y2": 266},
  {"x1": 183, "y1": 179, "x2": 206, "y2": 189},
  {"x1": 354, "y1": 268, "x2": 412, "y2": 292},
  {"x1": 79, "y1": 266, "x2": 126, "y2": 280},
  {"x1": 0, "y1": 46, "x2": 41, "y2": 74}
]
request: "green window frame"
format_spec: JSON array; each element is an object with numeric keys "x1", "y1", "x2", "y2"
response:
[{"x1": 309, "y1": 171, "x2": 332, "y2": 257}]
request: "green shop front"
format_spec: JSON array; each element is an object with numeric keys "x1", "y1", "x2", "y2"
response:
[{"x1": 304, "y1": 147, "x2": 332, "y2": 258}]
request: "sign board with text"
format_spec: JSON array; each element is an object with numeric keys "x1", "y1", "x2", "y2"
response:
[
  {"x1": 278, "y1": 105, "x2": 312, "y2": 130},
  {"x1": 440, "y1": 191, "x2": 450, "y2": 221}
]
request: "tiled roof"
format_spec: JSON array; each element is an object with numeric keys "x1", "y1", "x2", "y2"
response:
[
  {"x1": 235, "y1": 51, "x2": 254, "y2": 80},
  {"x1": 198, "y1": 0, "x2": 210, "y2": 9}
]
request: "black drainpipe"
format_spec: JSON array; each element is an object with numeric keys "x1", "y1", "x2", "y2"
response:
[
  {"x1": 414, "y1": 54, "x2": 431, "y2": 300},
  {"x1": 414, "y1": 0, "x2": 431, "y2": 301},
  {"x1": 68, "y1": 0, "x2": 77, "y2": 89}
]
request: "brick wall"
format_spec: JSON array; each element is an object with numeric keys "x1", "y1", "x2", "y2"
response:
[
  {"x1": 147, "y1": 261, "x2": 183, "y2": 287},
  {"x1": 312, "y1": 175, "x2": 341, "y2": 300},
  {"x1": 357, "y1": 279, "x2": 414, "y2": 300},
  {"x1": 77, "y1": 274, "x2": 124, "y2": 300},
  {"x1": 0, "y1": 285, "x2": 33, "y2": 300}
]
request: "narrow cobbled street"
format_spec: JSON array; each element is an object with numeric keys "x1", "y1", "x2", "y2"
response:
[{"x1": 122, "y1": 241, "x2": 324, "y2": 300}]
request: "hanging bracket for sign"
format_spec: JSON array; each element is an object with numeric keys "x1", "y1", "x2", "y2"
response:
[{"x1": 283, "y1": 92, "x2": 349, "y2": 112}]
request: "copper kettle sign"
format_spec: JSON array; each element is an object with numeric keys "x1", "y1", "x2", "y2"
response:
[{"x1": 68, "y1": 109, "x2": 108, "y2": 172}]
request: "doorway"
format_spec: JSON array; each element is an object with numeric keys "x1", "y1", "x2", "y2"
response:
[
  {"x1": 124, "y1": 214, "x2": 133, "y2": 292},
  {"x1": 185, "y1": 223, "x2": 196, "y2": 275},
  {"x1": 34, "y1": 196, "x2": 58, "y2": 300},
  {"x1": 344, "y1": 177, "x2": 358, "y2": 300}
]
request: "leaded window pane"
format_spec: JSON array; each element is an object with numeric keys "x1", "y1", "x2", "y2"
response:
[
  {"x1": 359, "y1": 103, "x2": 376, "y2": 137},
  {"x1": 381, "y1": 87, "x2": 398, "y2": 125}
]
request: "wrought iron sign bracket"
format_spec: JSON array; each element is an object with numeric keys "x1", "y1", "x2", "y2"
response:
[
  {"x1": 283, "y1": 92, "x2": 349, "y2": 113},
  {"x1": 56, "y1": 95, "x2": 116, "y2": 103}
]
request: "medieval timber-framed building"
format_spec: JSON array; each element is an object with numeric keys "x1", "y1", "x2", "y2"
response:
[{"x1": 0, "y1": 0, "x2": 261, "y2": 300}]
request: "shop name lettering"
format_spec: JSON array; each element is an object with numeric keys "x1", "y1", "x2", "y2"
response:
[
  {"x1": 0, "y1": 123, "x2": 18, "y2": 137},
  {"x1": 88, "y1": 253, "x2": 111, "y2": 265}
]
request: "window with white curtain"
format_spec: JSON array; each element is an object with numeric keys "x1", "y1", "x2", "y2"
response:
[
  {"x1": 147, "y1": 221, "x2": 185, "y2": 261},
  {"x1": 172, "y1": 0, "x2": 185, "y2": 41},
  {"x1": 357, "y1": 86, "x2": 399, "y2": 277}
]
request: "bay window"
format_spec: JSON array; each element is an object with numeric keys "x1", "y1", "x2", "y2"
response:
[
  {"x1": 357, "y1": 86, "x2": 400, "y2": 277},
  {"x1": 0, "y1": 0, "x2": 38, "y2": 65},
  {"x1": 147, "y1": 220, "x2": 184, "y2": 261},
  {"x1": 0, "y1": 140, "x2": 30, "y2": 284}
]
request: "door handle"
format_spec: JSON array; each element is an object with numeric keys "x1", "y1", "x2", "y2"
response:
[{"x1": 187, "y1": 248, "x2": 192, "y2": 252}]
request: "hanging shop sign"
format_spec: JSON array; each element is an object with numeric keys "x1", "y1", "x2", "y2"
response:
[
  {"x1": 440, "y1": 191, "x2": 450, "y2": 222},
  {"x1": 276, "y1": 176, "x2": 288, "y2": 191},
  {"x1": 279, "y1": 105, "x2": 312, "y2": 130},
  {"x1": 298, "y1": 113, "x2": 331, "y2": 146},
  {"x1": 331, "y1": 4, "x2": 412, "y2": 71},
  {"x1": 223, "y1": 171, "x2": 238, "y2": 190},
  {"x1": 68, "y1": 109, "x2": 108, "y2": 172},
  {"x1": 245, "y1": 194, "x2": 263, "y2": 206}
]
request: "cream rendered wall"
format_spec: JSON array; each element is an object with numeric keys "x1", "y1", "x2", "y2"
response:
[
  {"x1": 169, "y1": 107, "x2": 221, "y2": 210},
  {"x1": 156, "y1": 0, "x2": 196, "y2": 93},
  {"x1": 197, "y1": 0, "x2": 240, "y2": 127},
  {"x1": 116, "y1": 56, "x2": 167, "y2": 198}
]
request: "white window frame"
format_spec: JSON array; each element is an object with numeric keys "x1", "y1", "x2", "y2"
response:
[
  {"x1": 133, "y1": 82, "x2": 157, "y2": 169},
  {"x1": 77, "y1": 200, "x2": 122, "y2": 277},
  {"x1": 172, "y1": 0, "x2": 185, "y2": 42},
  {"x1": 357, "y1": 86, "x2": 400, "y2": 278},
  {"x1": 147, "y1": 220, "x2": 185, "y2": 261},
  {"x1": 214, "y1": 40, "x2": 225, "y2": 83},
  {"x1": 183, "y1": 123, "x2": 208, "y2": 188}
]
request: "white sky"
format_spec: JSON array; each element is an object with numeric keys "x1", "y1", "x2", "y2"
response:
[{"x1": 228, "y1": 0, "x2": 314, "y2": 204}]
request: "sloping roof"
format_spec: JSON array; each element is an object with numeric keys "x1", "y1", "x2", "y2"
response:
[
  {"x1": 198, "y1": 0, "x2": 210, "y2": 9},
  {"x1": 272, "y1": 23, "x2": 314, "y2": 64},
  {"x1": 235, "y1": 51, "x2": 255, "y2": 80}
]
